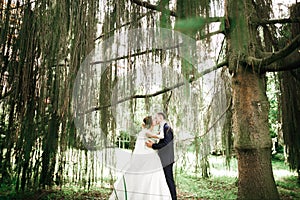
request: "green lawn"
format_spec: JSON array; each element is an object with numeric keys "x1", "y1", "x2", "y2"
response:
[
  {"x1": 177, "y1": 173, "x2": 237, "y2": 199},
  {"x1": 176, "y1": 156, "x2": 300, "y2": 200},
  {"x1": 0, "y1": 155, "x2": 299, "y2": 200}
]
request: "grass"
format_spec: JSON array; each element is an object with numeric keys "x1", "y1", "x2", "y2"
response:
[
  {"x1": 176, "y1": 156, "x2": 300, "y2": 200},
  {"x1": 277, "y1": 176, "x2": 300, "y2": 200},
  {"x1": 0, "y1": 155, "x2": 299, "y2": 199},
  {"x1": 40, "y1": 187, "x2": 112, "y2": 200},
  {"x1": 0, "y1": 186, "x2": 112, "y2": 200},
  {"x1": 177, "y1": 174, "x2": 237, "y2": 199},
  {"x1": 176, "y1": 155, "x2": 238, "y2": 199}
]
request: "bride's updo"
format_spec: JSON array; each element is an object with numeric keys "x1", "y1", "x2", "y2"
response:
[{"x1": 142, "y1": 116, "x2": 152, "y2": 129}]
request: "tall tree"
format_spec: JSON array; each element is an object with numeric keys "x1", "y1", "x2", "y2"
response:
[
  {"x1": 226, "y1": 0, "x2": 280, "y2": 198},
  {"x1": 280, "y1": 3, "x2": 300, "y2": 183}
]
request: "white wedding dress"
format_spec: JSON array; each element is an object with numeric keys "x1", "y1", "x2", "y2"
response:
[{"x1": 109, "y1": 128, "x2": 172, "y2": 200}]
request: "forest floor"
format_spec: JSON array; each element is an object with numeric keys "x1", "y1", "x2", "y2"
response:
[
  {"x1": 1, "y1": 155, "x2": 299, "y2": 200},
  {"x1": 176, "y1": 155, "x2": 300, "y2": 200}
]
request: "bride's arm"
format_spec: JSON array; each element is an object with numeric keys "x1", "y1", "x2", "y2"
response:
[
  {"x1": 146, "y1": 127, "x2": 164, "y2": 139},
  {"x1": 145, "y1": 128, "x2": 164, "y2": 139},
  {"x1": 156, "y1": 127, "x2": 164, "y2": 139},
  {"x1": 145, "y1": 131, "x2": 159, "y2": 139}
]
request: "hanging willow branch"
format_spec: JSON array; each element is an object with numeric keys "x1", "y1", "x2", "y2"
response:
[
  {"x1": 94, "y1": 12, "x2": 151, "y2": 41},
  {"x1": 182, "y1": 96, "x2": 232, "y2": 142},
  {"x1": 81, "y1": 60, "x2": 228, "y2": 114}
]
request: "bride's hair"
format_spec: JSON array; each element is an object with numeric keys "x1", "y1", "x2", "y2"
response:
[{"x1": 142, "y1": 116, "x2": 152, "y2": 129}]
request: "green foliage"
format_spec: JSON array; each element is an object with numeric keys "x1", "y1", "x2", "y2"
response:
[
  {"x1": 175, "y1": 17, "x2": 207, "y2": 35},
  {"x1": 159, "y1": 0, "x2": 172, "y2": 29},
  {"x1": 272, "y1": 159, "x2": 288, "y2": 171},
  {"x1": 266, "y1": 73, "x2": 280, "y2": 138},
  {"x1": 116, "y1": 130, "x2": 132, "y2": 149},
  {"x1": 277, "y1": 23, "x2": 292, "y2": 49},
  {"x1": 272, "y1": 152, "x2": 285, "y2": 162},
  {"x1": 174, "y1": 17, "x2": 224, "y2": 36}
]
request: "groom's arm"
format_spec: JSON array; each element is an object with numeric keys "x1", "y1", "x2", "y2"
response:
[{"x1": 152, "y1": 127, "x2": 173, "y2": 150}]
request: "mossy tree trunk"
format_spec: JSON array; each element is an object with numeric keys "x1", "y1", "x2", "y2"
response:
[
  {"x1": 226, "y1": 0, "x2": 279, "y2": 199},
  {"x1": 232, "y1": 69, "x2": 279, "y2": 199}
]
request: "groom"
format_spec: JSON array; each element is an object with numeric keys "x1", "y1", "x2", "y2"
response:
[{"x1": 146, "y1": 112, "x2": 177, "y2": 200}]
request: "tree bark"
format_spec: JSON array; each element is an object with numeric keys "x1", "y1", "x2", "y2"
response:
[
  {"x1": 280, "y1": 70, "x2": 300, "y2": 182},
  {"x1": 280, "y1": 2, "x2": 300, "y2": 182},
  {"x1": 232, "y1": 68, "x2": 279, "y2": 199},
  {"x1": 227, "y1": 0, "x2": 280, "y2": 199}
]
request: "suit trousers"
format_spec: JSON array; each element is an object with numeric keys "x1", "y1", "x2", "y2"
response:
[{"x1": 163, "y1": 163, "x2": 177, "y2": 200}]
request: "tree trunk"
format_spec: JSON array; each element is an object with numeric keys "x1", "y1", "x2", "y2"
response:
[
  {"x1": 226, "y1": 0, "x2": 280, "y2": 198},
  {"x1": 221, "y1": 70, "x2": 233, "y2": 167},
  {"x1": 280, "y1": 69, "x2": 300, "y2": 181},
  {"x1": 280, "y1": 3, "x2": 300, "y2": 183},
  {"x1": 232, "y1": 68, "x2": 279, "y2": 200}
]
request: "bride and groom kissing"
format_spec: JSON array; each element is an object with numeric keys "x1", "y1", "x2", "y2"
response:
[{"x1": 109, "y1": 112, "x2": 177, "y2": 200}]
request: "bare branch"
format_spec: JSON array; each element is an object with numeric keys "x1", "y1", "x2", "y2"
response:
[
  {"x1": 198, "y1": 30, "x2": 225, "y2": 40},
  {"x1": 83, "y1": 82, "x2": 185, "y2": 114},
  {"x1": 246, "y1": 34, "x2": 300, "y2": 71},
  {"x1": 82, "y1": 60, "x2": 228, "y2": 114},
  {"x1": 265, "y1": 50, "x2": 300, "y2": 72},
  {"x1": 193, "y1": 60, "x2": 228, "y2": 80},
  {"x1": 94, "y1": 12, "x2": 150, "y2": 41},
  {"x1": 90, "y1": 43, "x2": 182, "y2": 65},
  {"x1": 130, "y1": 0, "x2": 177, "y2": 17},
  {"x1": 256, "y1": 17, "x2": 300, "y2": 25}
]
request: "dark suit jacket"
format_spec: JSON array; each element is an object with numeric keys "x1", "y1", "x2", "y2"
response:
[{"x1": 152, "y1": 123, "x2": 174, "y2": 167}]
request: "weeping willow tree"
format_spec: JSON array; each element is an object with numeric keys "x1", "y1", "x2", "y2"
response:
[{"x1": 0, "y1": 0, "x2": 99, "y2": 191}]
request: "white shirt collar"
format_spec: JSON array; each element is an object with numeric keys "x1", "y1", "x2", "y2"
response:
[{"x1": 160, "y1": 120, "x2": 166, "y2": 127}]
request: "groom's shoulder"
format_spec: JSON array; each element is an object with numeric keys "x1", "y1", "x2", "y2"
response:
[
  {"x1": 164, "y1": 123, "x2": 173, "y2": 132},
  {"x1": 163, "y1": 123, "x2": 169, "y2": 128}
]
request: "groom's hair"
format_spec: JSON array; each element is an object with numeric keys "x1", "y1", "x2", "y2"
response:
[{"x1": 157, "y1": 112, "x2": 167, "y2": 120}]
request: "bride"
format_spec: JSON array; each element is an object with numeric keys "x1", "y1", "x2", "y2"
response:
[{"x1": 109, "y1": 116, "x2": 172, "y2": 200}]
